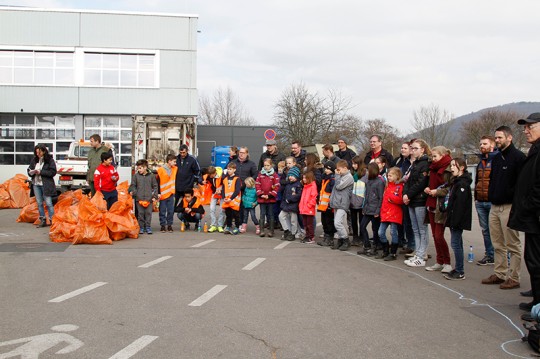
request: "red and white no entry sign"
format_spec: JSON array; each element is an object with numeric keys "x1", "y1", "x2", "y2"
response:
[{"x1": 264, "y1": 129, "x2": 276, "y2": 140}]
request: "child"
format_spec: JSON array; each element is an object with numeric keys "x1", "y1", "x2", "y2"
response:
[
  {"x1": 329, "y1": 160, "x2": 354, "y2": 250},
  {"x1": 443, "y1": 158, "x2": 472, "y2": 280},
  {"x1": 256, "y1": 158, "x2": 280, "y2": 238},
  {"x1": 156, "y1": 154, "x2": 177, "y2": 233},
  {"x1": 241, "y1": 177, "x2": 260, "y2": 234},
  {"x1": 274, "y1": 160, "x2": 287, "y2": 229},
  {"x1": 222, "y1": 162, "x2": 242, "y2": 235},
  {"x1": 375, "y1": 155, "x2": 388, "y2": 182},
  {"x1": 377, "y1": 167, "x2": 404, "y2": 260},
  {"x1": 279, "y1": 166, "x2": 302, "y2": 241},
  {"x1": 94, "y1": 152, "x2": 119, "y2": 210},
  {"x1": 358, "y1": 162, "x2": 385, "y2": 256},
  {"x1": 350, "y1": 155, "x2": 367, "y2": 246},
  {"x1": 175, "y1": 188, "x2": 205, "y2": 230},
  {"x1": 129, "y1": 159, "x2": 159, "y2": 234},
  {"x1": 299, "y1": 171, "x2": 318, "y2": 244},
  {"x1": 205, "y1": 166, "x2": 225, "y2": 233},
  {"x1": 316, "y1": 161, "x2": 336, "y2": 246}
]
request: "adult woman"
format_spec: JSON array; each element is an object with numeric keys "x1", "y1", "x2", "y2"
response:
[
  {"x1": 403, "y1": 139, "x2": 430, "y2": 267},
  {"x1": 28, "y1": 144, "x2": 57, "y2": 228},
  {"x1": 424, "y1": 146, "x2": 453, "y2": 273},
  {"x1": 304, "y1": 152, "x2": 323, "y2": 191},
  {"x1": 227, "y1": 146, "x2": 238, "y2": 165}
]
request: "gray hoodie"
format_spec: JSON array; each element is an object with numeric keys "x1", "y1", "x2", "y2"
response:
[{"x1": 329, "y1": 171, "x2": 354, "y2": 210}]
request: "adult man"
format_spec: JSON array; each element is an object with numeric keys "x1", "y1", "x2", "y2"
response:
[
  {"x1": 475, "y1": 136, "x2": 497, "y2": 266},
  {"x1": 335, "y1": 136, "x2": 356, "y2": 167},
  {"x1": 481, "y1": 126, "x2": 525, "y2": 289},
  {"x1": 233, "y1": 146, "x2": 258, "y2": 223},
  {"x1": 321, "y1": 144, "x2": 339, "y2": 165},
  {"x1": 391, "y1": 141, "x2": 414, "y2": 253},
  {"x1": 509, "y1": 113, "x2": 540, "y2": 314},
  {"x1": 175, "y1": 144, "x2": 201, "y2": 207},
  {"x1": 258, "y1": 139, "x2": 286, "y2": 170},
  {"x1": 87, "y1": 134, "x2": 113, "y2": 196},
  {"x1": 291, "y1": 141, "x2": 306, "y2": 168},
  {"x1": 364, "y1": 135, "x2": 394, "y2": 165}
]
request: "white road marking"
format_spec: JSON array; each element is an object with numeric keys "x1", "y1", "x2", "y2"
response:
[
  {"x1": 191, "y1": 239, "x2": 215, "y2": 248},
  {"x1": 108, "y1": 335, "x2": 158, "y2": 359},
  {"x1": 48, "y1": 282, "x2": 107, "y2": 303},
  {"x1": 138, "y1": 256, "x2": 172, "y2": 268},
  {"x1": 242, "y1": 257, "x2": 266, "y2": 271},
  {"x1": 274, "y1": 241, "x2": 290, "y2": 250},
  {"x1": 188, "y1": 285, "x2": 227, "y2": 307}
]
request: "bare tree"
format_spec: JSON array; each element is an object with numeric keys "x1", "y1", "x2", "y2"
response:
[
  {"x1": 411, "y1": 103, "x2": 453, "y2": 147},
  {"x1": 358, "y1": 118, "x2": 402, "y2": 157},
  {"x1": 198, "y1": 87, "x2": 255, "y2": 126}
]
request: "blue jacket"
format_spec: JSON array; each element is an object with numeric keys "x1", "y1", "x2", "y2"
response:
[
  {"x1": 175, "y1": 154, "x2": 201, "y2": 192},
  {"x1": 280, "y1": 180, "x2": 303, "y2": 213},
  {"x1": 242, "y1": 187, "x2": 258, "y2": 208}
]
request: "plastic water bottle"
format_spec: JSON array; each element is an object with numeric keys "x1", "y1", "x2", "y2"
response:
[
  {"x1": 467, "y1": 245, "x2": 474, "y2": 263},
  {"x1": 198, "y1": 223, "x2": 202, "y2": 232}
]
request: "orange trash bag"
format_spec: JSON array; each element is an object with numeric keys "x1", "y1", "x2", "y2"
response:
[
  {"x1": 7, "y1": 174, "x2": 31, "y2": 208},
  {"x1": 0, "y1": 185, "x2": 11, "y2": 209},
  {"x1": 105, "y1": 199, "x2": 140, "y2": 241},
  {"x1": 49, "y1": 195, "x2": 80, "y2": 243},
  {"x1": 17, "y1": 197, "x2": 38, "y2": 223},
  {"x1": 72, "y1": 196, "x2": 112, "y2": 245}
]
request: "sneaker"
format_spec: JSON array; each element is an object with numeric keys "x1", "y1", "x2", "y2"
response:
[
  {"x1": 481, "y1": 274, "x2": 505, "y2": 285},
  {"x1": 425, "y1": 263, "x2": 444, "y2": 272},
  {"x1": 167, "y1": 225, "x2": 173, "y2": 233},
  {"x1": 441, "y1": 264, "x2": 453, "y2": 274},
  {"x1": 146, "y1": 227, "x2": 153, "y2": 235},
  {"x1": 383, "y1": 254, "x2": 397, "y2": 261},
  {"x1": 240, "y1": 224, "x2": 247, "y2": 233},
  {"x1": 444, "y1": 270, "x2": 465, "y2": 280},
  {"x1": 231, "y1": 227, "x2": 239, "y2": 235},
  {"x1": 305, "y1": 239, "x2": 315, "y2": 244},
  {"x1": 223, "y1": 226, "x2": 231, "y2": 234},
  {"x1": 217, "y1": 226, "x2": 224, "y2": 233},
  {"x1": 139, "y1": 228, "x2": 144, "y2": 235},
  {"x1": 255, "y1": 225, "x2": 260, "y2": 235},
  {"x1": 208, "y1": 225, "x2": 218, "y2": 233},
  {"x1": 477, "y1": 256, "x2": 494, "y2": 266},
  {"x1": 160, "y1": 226, "x2": 166, "y2": 233},
  {"x1": 520, "y1": 301, "x2": 534, "y2": 311},
  {"x1": 500, "y1": 278, "x2": 520, "y2": 290},
  {"x1": 406, "y1": 256, "x2": 425, "y2": 267}
]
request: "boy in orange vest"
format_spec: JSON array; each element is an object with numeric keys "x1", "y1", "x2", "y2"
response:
[
  {"x1": 222, "y1": 162, "x2": 242, "y2": 235},
  {"x1": 175, "y1": 188, "x2": 205, "y2": 230},
  {"x1": 204, "y1": 166, "x2": 225, "y2": 233},
  {"x1": 317, "y1": 161, "x2": 337, "y2": 246},
  {"x1": 157, "y1": 154, "x2": 177, "y2": 233}
]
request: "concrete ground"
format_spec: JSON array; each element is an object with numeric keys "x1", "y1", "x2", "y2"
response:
[{"x1": 0, "y1": 207, "x2": 536, "y2": 358}]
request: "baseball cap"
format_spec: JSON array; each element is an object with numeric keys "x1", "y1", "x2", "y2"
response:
[{"x1": 518, "y1": 113, "x2": 540, "y2": 125}]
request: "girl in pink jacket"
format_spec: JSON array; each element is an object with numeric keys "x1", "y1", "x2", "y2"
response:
[{"x1": 299, "y1": 171, "x2": 319, "y2": 244}]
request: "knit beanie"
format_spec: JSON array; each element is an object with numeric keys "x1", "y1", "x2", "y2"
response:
[{"x1": 288, "y1": 166, "x2": 301, "y2": 179}]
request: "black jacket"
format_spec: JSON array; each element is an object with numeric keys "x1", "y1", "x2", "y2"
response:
[
  {"x1": 336, "y1": 147, "x2": 356, "y2": 167},
  {"x1": 403, "y1": 154, "x2": 429, "y2": 208},
  {"x1": 232, "y1": 157, "x2": 258, "y2": 183},
  {"x1": 508, "y1": 141, "x2": 540, "y2": 234},
  {"x1": 175, "y1": 154, "x2": 201, "y2": 192},
  {"x1": 488, "y1": 143, "x2": 525, "y2": 205},
  {"x1": 445, "y1": 171, "x2": 473, "y2": 231},
  {"x1": 28, "y1": 155, "x2": 57, "y2": 197},
  {"x1": 391, "y1": 155, "x2": 411, "y2": 175},
  {"x1": 291, "y1": 149, "x2": 307, "y2": 168},
  {"x1": 364, "y1": 148, "x2": 394, "y2": 166},
  {"x1": 258, "y1": 150, "x2": 286, "y2": 170}
]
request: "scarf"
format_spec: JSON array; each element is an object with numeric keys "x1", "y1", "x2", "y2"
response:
[{"x1": 261, "y1": 167, "x2": 275, "y2": 176}]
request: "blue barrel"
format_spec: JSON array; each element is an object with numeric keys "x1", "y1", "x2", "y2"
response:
[{"x1": 211, "y1": 146, "x2": 230, "y2": 168}]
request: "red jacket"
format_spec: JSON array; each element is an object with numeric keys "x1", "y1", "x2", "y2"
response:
[
  {"x1": 380, "y1": 181, "x2": 404, "y2": 224},
  {"x1": 255, "y1": 171, "x2": 280, "y2": 203},
  {"x1": 94, "y1": 163, "x2": 119, "y2": 192},
  {"x1": 299, "y1": 181, "x2": 318, "y2": 216}
]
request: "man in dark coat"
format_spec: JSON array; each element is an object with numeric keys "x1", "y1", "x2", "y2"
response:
[
  {"x1": 233, "y1": 146, "x2": 258, "y2": 223},
  {"x1": 364, "y1": 134, "x2": 393, "y2": 165},
  {"x1": 335, "y1": 136, "x2": 356, "y2": 167},
  {"x1": 258, "y1": 139, "x2": 286, "y2": 170},
  {"x1": 175, "y1": 144, "x2": 201, "y2": 207},
  {"x1": 509, "y1": 113, "x2": 540, "y2": 316},
  {"x1": 290, "y1": 141, "x2": 306, "y2": 168}
]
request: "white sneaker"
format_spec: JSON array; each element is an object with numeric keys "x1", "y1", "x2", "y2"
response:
[
  {"x1": 406, "y1": 256, "x2": 426, "y2": 267},
  {"x1": 425, "y1": 263, "x2": 444, "y2": 271},
  {"x1": 441, "y1": 264, "x2": 453, "y2": 273}
]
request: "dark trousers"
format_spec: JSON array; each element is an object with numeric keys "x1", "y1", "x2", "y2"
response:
[
  {"x1": 350, "y1": 208, "x2": 363, "y2": 237},
  {"x1": 360, "y1": 214, "x2": 380, "y2": 248},
  {"x1": 398, "y1": 204, "x2": 415, "y2": 248},
  {"x1": 136, "y1": 202, "x2": 153, "y2": 229},
  {"x1": 525, "y1": 232, "x2": 540, "y2": 305},
  {"x1": 321, "y1": 209, "x2": 336, "y2": 235},
  {"x1": 302, "y1": 214, "x2": 315, "y2": 240},
  {"x1": 242, "y1": 207, "x2": 259, "y2": 225},
  {"x1": 102, "y1": 189, "x2": 118, "y2": 210},
  {"x1": 260, "y1": 203, "x2": 274, "y2": 224},
  {"x1": 174, "y1": 190, "x2": 186, "y2": 208},
  {"x1": 225, "y1": 208, "x2": 240, "y2": 228}
]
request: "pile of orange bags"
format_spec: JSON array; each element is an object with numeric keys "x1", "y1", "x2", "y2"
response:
[{"x1": 0, "y1": 174, "x2": 31, "y2": 209}]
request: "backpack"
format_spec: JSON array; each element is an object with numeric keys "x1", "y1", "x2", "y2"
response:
[{"x1": 523, "y1": 322, "x2": 540, "y2": 353}]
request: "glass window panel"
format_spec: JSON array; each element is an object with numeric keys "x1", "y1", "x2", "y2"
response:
[
  {"x1": 84, "y1": 117, "x2": 102, "y2": 128},
  {"x1": 14, "y1": 67, "x2": 33, "y2": 83},
  {"x1": 1, "y1": 128, "x2": 15, "y2": 139},
  {"x1": 0, "y1": 154, "x2": 14, "y2": 165},
  {"x1": 37, "y1": 129, "x2": 55, "y2": 139},
  {"x1": 120, "y1": 143, "x2": 132, "y2": 154},
  {"x1": 120, "y1": 54, "x2": 137, "y2": 69},
  {"x1": 120, "y1": 117, "x2": 132, "y2": 128},
  {"x1": 56, "y1": 154, "x2": 67, "y2": 161},
  {"x1": 0, "y1": 142, "x2": 15, "y2": 152},
  {"x1": 16, "y1": 142, "x2": 35, "y2": 152},
  {"x1": 34, "y1": 52, "x2": 54, "y2": 67},
  {"x1": 34, "y1": 68, "x2": 54, "y2": 84},
  {"x1": 55, "y1": 53, "x2": 74, "y2": 67},
  {"x1": 0, "y1": 115, "x2": 14, "y2": 126},
  {"x1": 56, "y1": 116, "x2": 75, "y2": 128},
  {"x1": 103, "y1": 118, "x2": 119, "y2": 127},
  {"x1": 36, "y1": 116, "x2": 55, "y2": 127},
  {"x1": 102, "y1": 69, "x2": 118, "y2": 86},
  {"x1": 84, "y1": 129, "x2": 99, "y2": 140},
  {"x1": 102, "y1": 54, "x2": 119, "y2": 69},
  {"x1": 0, "y1": 51, "x2": 13, "y2": 66},
  {"x1": 103, "y1": 130, "x2": 119, "y2": 141},
  {"x1": 15, "y1": 116, "x2": 35, "y2": 126},
  {"x1": 85, "y1": 53, "x2": 101, "y2": 68},
  {"x1": 139, "y1": 55, "x2": 154, "y2": 70},
  {"x1": 84, "y1": 69, "x2": 101, "y2": 85},
  {"x1": 14, "y1": 52, "x2": 33, "y2": 66},
  {"x1": 0, "y1": 67, "x2": 12, "y2": 83},
  {"x1": 56, "y1": 142, "x2": 71, "y2": 152},
  {"x1": 55, "y1": 69, "x2": 74, "y2": 85},
  {"x1": 16, "y1": 154, "x2": 33, "y2": 165},
  {"x1": 120, "y1": 130, "x2": 132, "y2": 141},
  {"x1": 56, "y1": 129, "x2": 75, "y2": 140},
  {"x1": 120, "y1": 70, "x2": 136, "y2": 86},
  {"x1": 15, "y1": 128, "x2": 35, "y2": 139},
  {"x1": 120, "y1": 156, "x2": 132, "y2": 167},
  {"x1": 138, "y1": 71, "x2": 154, "y2": 87}
]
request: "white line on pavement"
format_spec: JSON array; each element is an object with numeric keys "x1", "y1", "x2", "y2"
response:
[
  {"x1": 242, "y1": 257, "x2": 266, "y2": 271},
  {"x1": 191, "y1": 239, "x2": 215, "y2": 248},
  {"x1": 274, "y1": 242, "x2": 290, "y2": 250},
  {"x1": 48, "y1": 282, "x2": 107, "y2": 303},
  {"x1": 138, "y1": 256, "x2": 172, "y2": 268},
  {"x1": 188, "y1": 285, "x2": 227, "y2": 307},
  {"x1": 108, "y1": 335, "x2": 159, "y2": 359}
]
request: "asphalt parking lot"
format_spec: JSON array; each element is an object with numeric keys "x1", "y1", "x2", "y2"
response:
[{"x1": 0, "y1": 207, "x2": 536, "y2": 358}]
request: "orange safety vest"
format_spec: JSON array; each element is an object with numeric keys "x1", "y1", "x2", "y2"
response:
[
  {"x1": 182, "y1": 196, "x2": 202, "y2": 215},
  {"x1": 157, "y1": 165, "x2": 178, "y2": 200},
  {"x1": 317, "y1": 179, "x2": 331, "y2": 212},
  {"x1": 198, "y1": 174, "x2": 213, "y2": 205},
  {"x1": 212, "y1": 176, "x2": 223, "y2": 199},
  {"x1": 222, "y1": 177, "x2": 241, "y2": 211}
]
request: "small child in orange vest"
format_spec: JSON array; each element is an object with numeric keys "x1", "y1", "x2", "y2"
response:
[
  {"x1": 175, "y1": 188, "x2": 205, "y2": 230},
  {"x1": 317, "y1": 161, "x2": 336, "y2": 246},
  {"x1": 222, "y1": 162, "x2": 242, "y2": 235},
  {"x1": 157, "y1": 154, "x2": 177, "y2": 233},
  {"x1": 205, "y1": 166, "x2": 225, "y2": 233}
]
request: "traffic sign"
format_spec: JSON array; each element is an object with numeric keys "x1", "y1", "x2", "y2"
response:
[{"x1": 264, "y1": 129, "x2": 276, "y2": 140}]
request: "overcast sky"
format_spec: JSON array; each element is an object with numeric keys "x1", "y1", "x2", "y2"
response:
[{"x1": 9, "y1": 0, "x2": 540, "y2": 133}]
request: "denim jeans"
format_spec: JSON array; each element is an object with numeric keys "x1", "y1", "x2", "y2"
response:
[
  {"x1": 379, "y1": 222, "x2": 399, "y2": 244},
  {"x1": 399, "y1": 205, "x2": 415, "y2": 249},
  {"x1": 475, "y1": 201, "x2": 494, "y2": 258},
  {"x1": 450, "y1": 228, "x2": 464, "y2": 274},
  {"x1": 242, "y1": 207, "x2": 259, "y2": 225},
  {"x1": 408, "y1": 206, "x2": 428, "y2": 258},
  {"x1": 259, "y1": 203, "x2": 274, "y2": 224},
  {"x1": 102, "y1": 189, "x2": 118, "y2": 210},
  {"x1": 159, "y1": 196, "x2": 175, "y2": 226},
  {"x1": 209, "y1": 197, "x2": 224, "y2": 227},
  {"x1": 33, "y1": 184, "x2": 54, "y2": 219}
]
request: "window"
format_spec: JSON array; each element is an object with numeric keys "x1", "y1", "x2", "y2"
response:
[
  {"x1": 83, "y1": 116, "x2": 133, "y2": 167},
  {"x1": 0, "y1": 50, "x2": 74, "y2": 85},
  {"x1": 83, "y1": 52, "x2": 156, "y2": 88}
]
